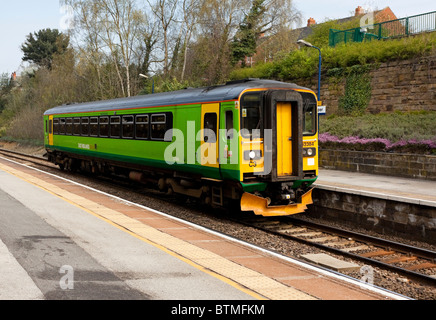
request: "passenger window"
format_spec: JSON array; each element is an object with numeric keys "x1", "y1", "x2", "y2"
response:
[
  {"x1": 59, "y1": 118, "x2": 66, "y2": 135},
  {"x1": 73, "y1": 118, "x2": 81, "y2": 135},
  {"x1": 135, "y1": 115, "x2": 149, "y2": 139},
  {"x1": 110, "y1": 116, "x2": 121, "y2": 138},
  {"x1": 66, "y1": 118, "x2": 73, "y2": 135},
  {"x1": 203, "y1": 113, "x2": 217, "y2": 143},
  {"x1": 99, "y1": 116, "x2": 109, "y2": 137},
  {"x1": 122, "y1": 115, "x2": 134, "y2": 138},
  {"x1": 225, "y1": 110, "x2": 233, "y2": 139},
  {"x1": 81, "y1": 117, "x2": 89, "y2": 136},
  {"x1": 151, "y1": 114, "x2": 166, "y2": 140},
  {"x1": 90, "y1": 117, "x2": 99, "y2": 136},
  {"x1": 53, "y1": 119, "x2": 59, "y2": 134}
]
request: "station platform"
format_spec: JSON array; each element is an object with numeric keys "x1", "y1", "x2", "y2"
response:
[
  {"x1": 0, "y1": 156, "x2": 406, "y2": 301},
  {"x1": 316, "y1": 169, "x2": 436, "y2": 208}
]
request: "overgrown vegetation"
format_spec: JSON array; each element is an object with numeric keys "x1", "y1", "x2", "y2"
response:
[
  {"x1": 337, "y1": 65, "x2": 372, "y2": 115},
  {"x1": 230, "y1": 31, "x2": 436, "y2": 81}
]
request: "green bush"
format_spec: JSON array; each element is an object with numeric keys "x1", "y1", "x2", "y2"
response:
[{"x1": 229, "y1": 32, "x2": 436, "y2": 82}]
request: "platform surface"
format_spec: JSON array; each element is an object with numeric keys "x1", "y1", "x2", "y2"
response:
[
  {"x1": 316, "y1": 169, "x2": 436, "y2": 207},
  {"x1": 0, "y1": 157, "x2": 406, "y2": 300}
]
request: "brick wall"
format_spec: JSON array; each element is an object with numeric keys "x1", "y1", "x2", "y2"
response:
[
  {"x1": 319, "y1": 149, "x2": 436, "y2": 180},
  {"x1": 301, "y1": 54, "x2": 436, "y2": 115}
]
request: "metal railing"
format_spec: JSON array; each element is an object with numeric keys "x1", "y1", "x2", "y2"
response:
[{"x1": 329, "y1": 11, "x2": 436, "y2": 47}]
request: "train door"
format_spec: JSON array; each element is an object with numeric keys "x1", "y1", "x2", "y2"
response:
[
  {"x1": 219, "y1": 104, "x2": 238, "y2": 180},
  {"x1": 48, "y1": 115, "x2": 54, "y2": 146},
  {"x1": 200, "y1": 103, "x2": 219, "y2": 169},
  {"x1": 276, "y1": 102, "x2": 295, "y2": 176}
]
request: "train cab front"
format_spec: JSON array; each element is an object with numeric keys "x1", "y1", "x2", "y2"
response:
[{"x1": 238, "y1": 88, "x2": 319, "y2": 217}]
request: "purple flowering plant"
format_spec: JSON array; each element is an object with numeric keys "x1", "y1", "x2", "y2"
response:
[{"x1": 319, "y1": 133, "x2": 436, "y2": 154}]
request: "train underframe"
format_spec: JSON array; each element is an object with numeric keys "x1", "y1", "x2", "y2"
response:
[{"x1": 47, "y1": 149, "x2": 313, "y2": 216}]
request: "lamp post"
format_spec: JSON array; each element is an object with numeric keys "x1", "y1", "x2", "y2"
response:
[
  {"x1": 139, "y1": 73, "x2": 154, "y2": 94},
  {"x1": 297, "y1": 40, "x2": 322, "y2": 103}
]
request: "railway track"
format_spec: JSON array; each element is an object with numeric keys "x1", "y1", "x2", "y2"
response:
[
  {"x1": 0, "y1": 148, "x2": 54, "y2": 169},
  {"x1": 238, "y1": 216, "x2": 436, "y2": 286},
  {"x1": 1, "y1": 147, "x2": 436, "y2": 289}
]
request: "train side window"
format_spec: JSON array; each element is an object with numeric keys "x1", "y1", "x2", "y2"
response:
[
  {"x1": 203, "y1": 113, "x2": 217, "y2": 143},
  {"x1": 99, "y1": 116, "x2": 109, "y2": 137},
  {"x1": 151, "y1": 114, "x2": 167, "y2": 140},
  {"x1": 81, "y1": 117, "x2": 89, "y2": 136},
  {"x1": 225, "y1": 110, "x2": 234, "y2": 139},
  {"x1": 110, "y1": 116, "x2": 121, "y2": 138},
  {"x1": 53, "y1": 119, "x2": 59, "y2": 134},
  {"x1": 66, "y1": 118, "x2": 73, "y2": 135},
  {"x1": 73, "y1": 118, "x2": 81, "y2": 135},
  {"x1": 135, "y1": 115, "x2": 149, "y2": 139},
  {"x1": 59, "y1": 118, "x2": 66, "y2": 135},
  {"x1": 122, "y1": 115, "x2": 134, "y2": 139},
  {"x1": 90, "y1": 117, "x2": 99, "y2": 136}
]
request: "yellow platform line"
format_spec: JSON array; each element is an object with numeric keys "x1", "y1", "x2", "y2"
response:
[{"x1": 0, "y1": 161, "x2": 316, "y2": 300}]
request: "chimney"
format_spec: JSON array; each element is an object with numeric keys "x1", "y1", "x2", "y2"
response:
[
  {"x1": 355, "y1": 6, "x2": 364, "y2": 16},
  {"x1": 307, "y1": 17, "x2": 316, "y2": 27}
]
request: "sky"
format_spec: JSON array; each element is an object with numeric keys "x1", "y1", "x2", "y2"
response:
[{"x1": 0, "y1": 0, "x2": 434, "y2": 76}]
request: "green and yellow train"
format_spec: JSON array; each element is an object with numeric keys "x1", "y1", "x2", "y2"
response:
[{"x1": 43, "y1": 79, "x2": 318, "y2": 216}]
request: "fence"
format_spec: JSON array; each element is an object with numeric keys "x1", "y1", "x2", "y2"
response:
[{"x1": 329, "y1": 11, "x2": 436, "y2": 47}]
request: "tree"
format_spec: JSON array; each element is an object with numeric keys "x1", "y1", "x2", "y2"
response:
[
  {"x1": 147, "y1": 0, "x2": 179, "y2": 76},
  {"x1": 190, "y1": 0, "x2": 251, "y2": 84},
  {"x1": 0, "y1": 73, "x2": 14, "y2": 113},
  {"x1": 231, "y1": 0, "x2": 266, "y2": 65},
  {"x1": 231, "y1": 0, "x2": 301, "y2": 66},
  {"x1": 21, "y1": 29, "x2": 70, "y2": 69},
  {"x1": 66, "y1": 0, "x2": 152, "y2": 98}
]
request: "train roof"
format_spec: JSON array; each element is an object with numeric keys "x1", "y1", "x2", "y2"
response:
[{"x1": 44, "y1": 79, "x2": 311, "y2": 116}]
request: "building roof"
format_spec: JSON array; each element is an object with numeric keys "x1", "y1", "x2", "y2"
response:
[{"x1": 296, "y1": 6, "x2": 397, "y2": 40}]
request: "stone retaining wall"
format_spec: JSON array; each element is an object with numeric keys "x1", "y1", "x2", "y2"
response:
[
  {"x1": 300, "y1": 55, "x2": 436, "y2": 115},
  {"x1": 319, "y1": 149, "x2": 436, "y2": 180},
  {"x1": 310, "y1": 188, "x2": 436, "y2": 243}
]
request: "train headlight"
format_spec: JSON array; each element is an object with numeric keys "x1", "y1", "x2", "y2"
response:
[
  {"x1": 244, "y1": 150, "x2": 262, "y2": 160},
  {"x1": 303, "y1": 148, "x2": 316, "y2": 157}
]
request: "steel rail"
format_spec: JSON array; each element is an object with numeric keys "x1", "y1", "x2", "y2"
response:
[{"x1": 237, "y1": 216, "x2": 436, "y2": 286}]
